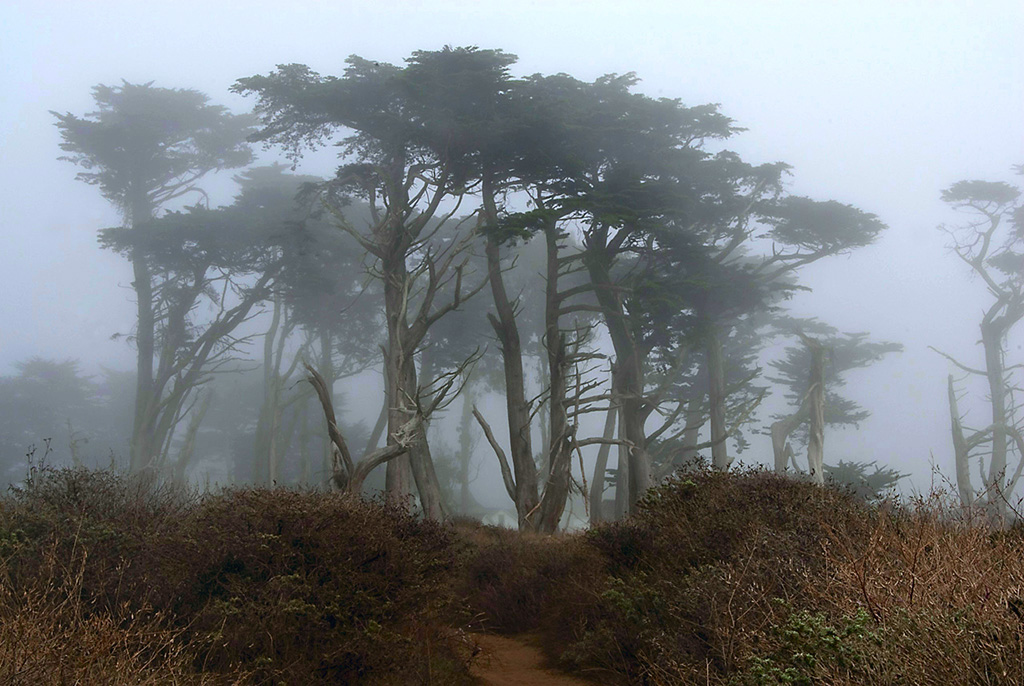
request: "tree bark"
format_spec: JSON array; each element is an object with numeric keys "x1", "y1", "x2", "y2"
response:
[
  {"x1": 805, "y1": 337, "x2": 826, "y2": 485},
  {"x1": 947, "y1": 374, "x2": 975, "y2": 508},
  {"x1": 483, "y1": 221, "x2": 540, "y2": 529},
  {"x1": 589, "y1": 400, "x2": 618, "y2": 525},
  {"x1": 707, "y1": 327, "x2": 729, "y2": 470}
]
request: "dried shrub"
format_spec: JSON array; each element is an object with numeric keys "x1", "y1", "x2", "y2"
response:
[
  {"x1": 180, "y1": 487, "x2": 470, "y2": 683},
  {"x1": 0, "y1": 468, "x2": 477, "y2": 685},
  {"x1": 454, "y1": 523, "x2": 602, "y2": 635}
]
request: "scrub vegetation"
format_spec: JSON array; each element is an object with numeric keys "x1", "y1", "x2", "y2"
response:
[{"x1": 0, "y1": 466, "x2": 1022, "y2": 684}]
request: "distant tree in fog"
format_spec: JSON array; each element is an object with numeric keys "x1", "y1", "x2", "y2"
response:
[
  {"x1": 936, "y1": 168, "x2": 1024, "y2": 519},
  {"x1": 767, "y1": 318, "x2": 902, "y2": 481},
  {"x1": 0, "y1": 359, "x2": 131, "y2": 481},
  {"x1": 52, "y1": 82, "x2": 255, "y2": 476}
]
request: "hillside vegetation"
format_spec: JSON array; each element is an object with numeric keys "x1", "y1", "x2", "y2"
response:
[{"x1": 0, "y1": 467, "x2": 1021, "y2": 684}]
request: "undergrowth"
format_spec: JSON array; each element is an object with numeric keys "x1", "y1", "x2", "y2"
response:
[
  {"x1": 0, "y1": 467, "x2": 475, "y2": 684},
  {"x1": 4, "y1": 465, "x2": 1023, "y2": 684}
]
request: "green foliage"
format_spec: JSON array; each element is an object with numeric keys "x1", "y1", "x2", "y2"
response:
[{"x1": 733, "y1": 606, "x2": 879, "y2": 686}]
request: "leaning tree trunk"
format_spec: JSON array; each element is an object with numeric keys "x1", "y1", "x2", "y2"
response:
[
  {"x1": 585, "y1": 244, "x2": 651, "y2": 513},
  {"x1": 537, "y1": 225, "x2": 574, "y2": 533},
  {"x1": 405, "y1": 360, "x2": 447, "y2": 520},
  {"x1": 588, "y1": 399, "x2": 618, "y2": 525}
]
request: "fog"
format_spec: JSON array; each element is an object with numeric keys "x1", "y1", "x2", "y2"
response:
[{"x1": 1, "y1": 0, "x2": 1022, "y2": 520}]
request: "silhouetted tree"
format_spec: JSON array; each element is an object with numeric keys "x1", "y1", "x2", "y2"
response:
[
  {"x1": 235, "y1": 49, "x2": 500, "y2": 518},
  {"x1": 767, "y1": 318, "x2": 902, "y2": 482},
  {"x1": 935, "y1": 168, "x2": 1024, "y2": 517},
  {"x1": 53, "y1": 82, "x2": 254, "y2": 475}
]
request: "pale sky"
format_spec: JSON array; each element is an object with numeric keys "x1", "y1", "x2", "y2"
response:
[{"x1": 1, "y1": 0, "x2": 1022, "y2": 493}]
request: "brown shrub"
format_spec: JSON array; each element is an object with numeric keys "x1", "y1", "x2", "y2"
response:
[
  {"x1": 454, "y1": 524, "x2": 602, "y2": 635},
  {"x1": 0, "y1": 468, "x2": 477, "y2": 685}
]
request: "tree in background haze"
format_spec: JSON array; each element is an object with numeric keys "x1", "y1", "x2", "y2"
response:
[
  {"x1": 52, "y1": 82, "x2": 255, "y2": 476},
  {"x1": 936, "y1": 168, "x2": 1024, "y2": 518},
  {"x1": 768, "y1": 318, "x2": 902, "y2": 482}
]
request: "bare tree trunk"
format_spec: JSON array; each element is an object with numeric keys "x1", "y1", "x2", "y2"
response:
[
  {"x1": 254, "y1": 295, "x2": 284, "y2": 484},
  {"x1": 405, "y1": 361, "x2": 447, "y2": 520},
  {"x1": 707, "y1": 327, "x2": 729, "y2": 470},
  {"x1": 806, "y1": 337, "x2": 826, "y2": 485},
  {"x1": 483, "y1": 218, "x2": 540, "y2": 529},
  {"x1": 679, "y1": 394, "x2": 705, "y2": 468},
  {"x1": 365, "y1": 393, "x2": 388, "y2": 455},
  {"x1": 299, "y1": 397, "x2": 311, "y2": 485},
  {"x1": 319, "y1": 329, "x2": 335, "y2": 487},
  {"x1": 537, "y1": 225, "x2": 573, "y2": 533},
  {"x1": 771, "y1": 415, "x2": 801, "y2": 475},
  {"x1": 457, "y1": 386, "x2": 476, "y2": 514},
  {"x1": 129, "y1": 253, "x2": 158, "y2": 474},
  {"x1": 614, "y1": 408, "x2": 630, "y2": 520},
  {"x1": 982, "y1": 323, "x2": 1008, "y2": 517},
  {"x1": 380, "y1": 248, "x2": 415, "y2": 503},
  {"x1": 585, "y1": 243, "x2": 651, "y2": 512},
  {"x1": 947, "y1": 374, "x2": 975, "y2": 508},
  {"x1": 172, "y1": 391, "x2": 212, "y2": 485},
  {"x1": 589, "y1": 400, "x2": 618, "y2": 525}
]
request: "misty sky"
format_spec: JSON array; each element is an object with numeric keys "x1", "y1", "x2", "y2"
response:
[{"x1": 1, "y1": 0, "x2": 1022, "y2": 493}]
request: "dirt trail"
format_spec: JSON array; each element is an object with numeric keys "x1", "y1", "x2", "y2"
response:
[{"x1": 470, "y1": 634, "x2": 593, "y2": 686}]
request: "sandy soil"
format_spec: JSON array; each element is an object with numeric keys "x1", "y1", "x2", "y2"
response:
[{"x1": 470, "y1": 633, "x2": 595, "y2": 686}]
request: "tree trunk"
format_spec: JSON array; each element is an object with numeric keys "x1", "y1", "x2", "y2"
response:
[
  {"x1": 537, "y1": 225, "x2": 573, "y2": 533},
  {"x1": 614, "y1": 408, "x2": 630, "y2": 520},
  {"x1": 483, "y1": 220, "x2": 540, "y2": 529},
  {"x1": 589, "y1": 400, "x2": 618, "y2": 525},
  {"x1": 679, "y1": 394, "x2": 704, "y2": 468},
  {"x1": 382, "y1": 251, "x2": 415, "y2": 504},
  {"x1": 171, "y1": 391, "x2": 211, "y2": 486},
  {"x1": 405, "y1": 360, "x2": 447, "y2": 520},
  {"x1": 585, "y1": 242, "x2": 651, "y2": 512},
  {"x1": 806, "y1": 337, "x2": 826, "y2": 485},
  {"x1": 982, "y1": 322, "x2": 1008, "y2": 517},
  {"x1": 947, "y1": 374, "x2": 975, "y2": 508},
  {"x1": 129, "y1": 253, "x2": 158, "y2": 474},
  {"x1": 707, "y1": 327, "x2": 729, "y2": 470},
  {"x1": 457, "y1": 385, "x2": 476, "y2": 515}
]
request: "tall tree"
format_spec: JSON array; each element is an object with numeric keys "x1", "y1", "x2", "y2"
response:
[
  {"x1": 98, "y1": 189, "x2": 290, "y2": 479},
  {"x1": 935, "y1": 169, "x2": 1024, "y2": 517},
  {"x1": 234, "y1": 48, "x2": 501, "y2": 518},
  {"x1": 52, "y1": 82, "x2": 254, "y2": 475}
]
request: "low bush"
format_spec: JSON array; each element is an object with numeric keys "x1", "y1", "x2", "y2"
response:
[
  {"x1": 453, "y1": 523, "x2": 601, "y2": 634},
  {"x1": 525, "y1": 468, "x2": 1024, "y2": 685},
  {"x1": 0, "y1": 467, "x2": 477, "y2": 685}
]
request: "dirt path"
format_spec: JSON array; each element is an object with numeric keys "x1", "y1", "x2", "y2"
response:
[{"x1": 470, "y1": 634, "x2": 593, "y2": 686}]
